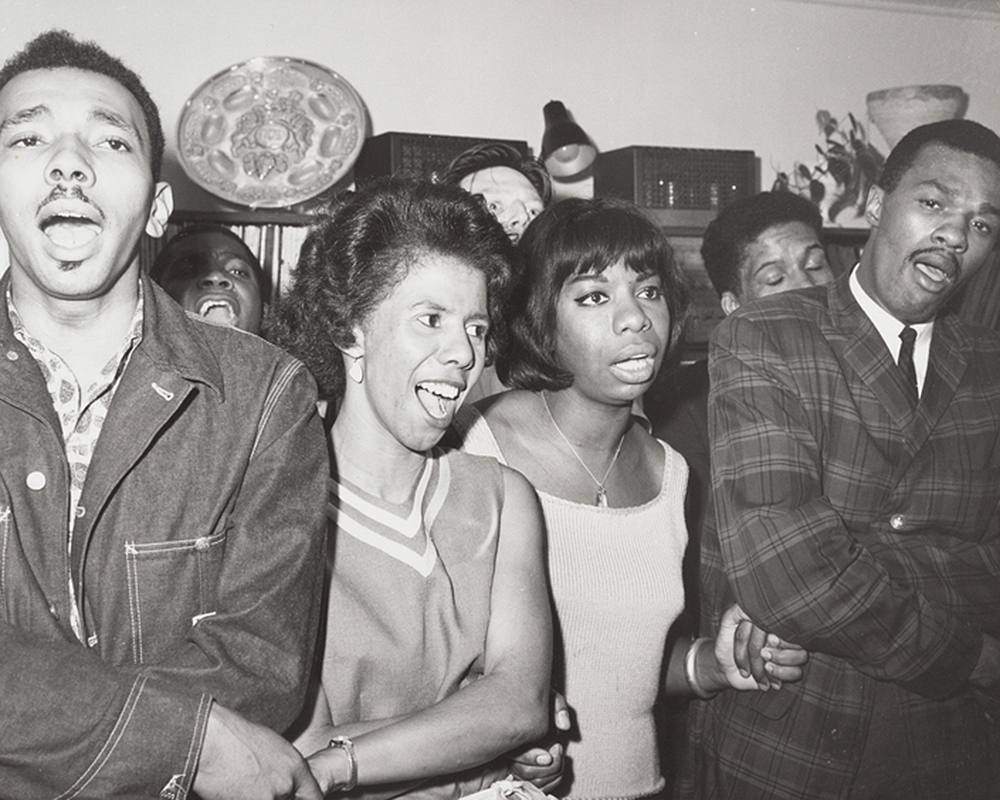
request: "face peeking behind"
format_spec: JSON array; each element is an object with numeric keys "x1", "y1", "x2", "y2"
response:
[
  {"x1": 350, "y1": 253, "x2": 489, "y2": 454},
  {"x1": 859, "y1": 143, "x2": 1000, "y2": 324},
  {"x1": 554, "y1": 259, "x2": 672, "y2": 406},
  {"x1": 734, "y1": 220, "x2": 834, "y2": 306},
  {"x1": 459, "y1": 165, "x2": 544, "y2": 244},
  {"x1": 155, "y1": 230, "x2": 264, "y2": 333},
  {"x1": 0, "y1": 67, "x2": 171, "y2": 305}
]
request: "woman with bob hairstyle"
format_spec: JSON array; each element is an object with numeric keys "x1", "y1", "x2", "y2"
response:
[
  {"x1": 270, "y1": 179, "x2": 553, "y2": 797},
  {"x1": 452, "y1": 197, "x2": 807, "y2": 799}
]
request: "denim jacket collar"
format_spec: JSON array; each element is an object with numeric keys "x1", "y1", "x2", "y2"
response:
[
  {"x1": 0, "y1": 272, "x2": 226, "y2": 401},
  {"x1": 132, "y1": 275, "x2": 227, "y2": 401}
]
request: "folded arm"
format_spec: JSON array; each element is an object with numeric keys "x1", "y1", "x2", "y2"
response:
[{"x1": 708, "y1": 314, "x2": 984, "y2": 698}]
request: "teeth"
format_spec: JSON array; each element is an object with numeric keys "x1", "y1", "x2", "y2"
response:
[
  {"x1": 45, "y1": 213, "x2": 88, "y2": 222},
  {"x1": 197, "y1": 300, "x2": 236, "y2": 325},
  {"x1": 416, "y1": 382, "x2": 462, "y2": 420},
  {"x1": 198, "y1": 299, "x2": 233, "y2": 314},
  {"x1": 417, "y1": 381, "x2": 460, "y2": 400}
]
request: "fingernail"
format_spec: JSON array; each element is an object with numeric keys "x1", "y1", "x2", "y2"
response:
[
  {"x1": 761, "y1": 648, "x2": 773, "y2": 660},
  {"x1": 536, "y1": 753, "x2": 553, "y2": 765},
  {"x1": 556, "y1": 710, "x2": 571, "y2": 729},
  {"x1": 740, "y1": 669, "x2": 750, "y2": 678},
  {"x1": 765, "y1": 661, "x2": 775, "y2": 673}
]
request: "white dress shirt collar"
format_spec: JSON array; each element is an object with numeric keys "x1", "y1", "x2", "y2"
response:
[{"x1": 849, "y1": 266, "x2": 933, "y2": 397}]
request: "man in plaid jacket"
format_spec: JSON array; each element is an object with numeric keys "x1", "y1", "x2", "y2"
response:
[{"x1": 681, "y1": 119, "x2": 1000, "y2": 799}]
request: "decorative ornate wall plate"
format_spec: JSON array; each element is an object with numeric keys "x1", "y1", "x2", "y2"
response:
[{"x1": 178, "y1": 56, "x2": 367, "y2": 208}]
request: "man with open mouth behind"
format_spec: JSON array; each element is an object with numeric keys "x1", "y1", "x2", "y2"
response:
[{"x1": 151, "y1": 224, "x2": 268, "y2": 334}]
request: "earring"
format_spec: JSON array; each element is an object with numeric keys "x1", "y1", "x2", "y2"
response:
[{"x1": 348, "y1": 355, "x2": 363, "y2": 384}]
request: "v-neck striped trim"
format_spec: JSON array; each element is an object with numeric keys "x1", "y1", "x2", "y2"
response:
[{"x1": 331, "y1": 454, "x2": 451, "y2": 577}]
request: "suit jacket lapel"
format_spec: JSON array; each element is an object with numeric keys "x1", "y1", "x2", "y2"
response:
[
  {"x1": 828, "y1": 274, "x2": 920, "y2": 436},
  {"x1": 911, "y1": 315, "x2": 966, "y2": 448},
  {"x1": 828, "y1": 274, "x2": 968, "y2": 456}
]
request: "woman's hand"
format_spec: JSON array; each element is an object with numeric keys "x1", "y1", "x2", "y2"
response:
[
  {"x1": 508, "y1": 742, "x2": 565, "y2": 793},
  {"x1": 714, "y1": 604, "x2": 808, "y2": 691},
  {"x1": 507, "y1": 692, "x2": 571, "y2": 792},
  {"x1": 306, "y1": 743, "x2": 352, "y2": 796}
]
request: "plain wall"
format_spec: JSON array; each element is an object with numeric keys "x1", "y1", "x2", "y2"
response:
[{"x1": 0, "y1": 0, "x2": 998, "y2": 215}]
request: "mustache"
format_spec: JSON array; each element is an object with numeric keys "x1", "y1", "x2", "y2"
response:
[{"x1": 37, "y1": 185, "x2": 105, "y2": 221}]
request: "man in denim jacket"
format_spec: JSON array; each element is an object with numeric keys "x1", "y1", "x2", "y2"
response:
[{"x1": 0, "y1": 31, "x2": 327, "y2": 799}]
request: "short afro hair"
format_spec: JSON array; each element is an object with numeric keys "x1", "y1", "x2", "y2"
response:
[
  {"x1": 0, "y1": 29, "x2": 164, "y2": 181},
  {"x1": 499, "y1": 197, "x2": 688, "y2": 392},
  {"x1": 437, "y1": 142, "x2": 551, "y2": 205},
  {"x1": 701, "y1": 191, "x2": 823, "y2": 299},
  {"x1": 150, "y1": 224, "x2": 270, "y2": 301},
  {"x1": 266, "y1": 177, "x2": 515, "y2": 402},
  {"x1": 879, "y1": 119, "x2": 1000, "y2": 195}
]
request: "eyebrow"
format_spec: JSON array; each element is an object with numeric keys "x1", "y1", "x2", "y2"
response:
[
  {"x1": 0, "y1": 104, "x2": 48, "y2": 134},
  {"x1": 566, "y1": 271, "x2": 608, "y2": 286},
  {"x1": 920, "y1": 179, "x2": 1000, "y2": 218},
  {"x1": 411, "y1": 299, "x2": 488, "y2": 320},
  {"x1": 0, "y1": 103, "x2": 144, "y2": 146},
  {"x1": 217, "y1": 250, "x2": 254, "y2": 262},
  {"x1": 750, "y1": 241, "x2": 826, "y2": 273},
  {"x1": 90, "y1": 108, "x2": 145, "y2": 145},
  {"x1": 568, "y1": 267, "x2": 660, "y2": 283}
]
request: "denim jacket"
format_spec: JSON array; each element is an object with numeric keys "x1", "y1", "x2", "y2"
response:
[{"x1": 0, "y1": 277, "x2": 328, "y2": 799}]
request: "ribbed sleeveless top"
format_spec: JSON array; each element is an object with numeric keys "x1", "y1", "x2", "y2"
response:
[{"x1": 454, "y1": 406, "x2": 688, "y2": 800}]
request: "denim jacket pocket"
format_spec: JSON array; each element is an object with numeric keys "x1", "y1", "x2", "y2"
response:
[{"x1": 124, "y1": 529, "x2": 227, "y2": 665}]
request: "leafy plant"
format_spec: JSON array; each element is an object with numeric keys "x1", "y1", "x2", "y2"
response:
[{"x1": 773, "y1": 110, "x2": 885, "y2": 223}]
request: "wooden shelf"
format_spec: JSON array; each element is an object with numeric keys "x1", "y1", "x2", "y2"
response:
[{"x1": 142, "y1": 209, "x2": 317, "y2": 297}]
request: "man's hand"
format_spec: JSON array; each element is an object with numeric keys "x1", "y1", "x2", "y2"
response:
[
  {"x1": 717, "y1": 604, "x2": 808, "y2": 691},
  {"x1": 194, "y1": 703, "x2": 323, "y2": 800},
  {"x1": 970, "y1": 634, "x2": 1000, "y2": 689},
  {"x1": 507, "y1": 691, "x2": 571, "y2": 792}
]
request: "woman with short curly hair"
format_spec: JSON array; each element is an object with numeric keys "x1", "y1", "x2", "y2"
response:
[{"x1": 271, "y1": 178, "x2": 553, "y2": 797}]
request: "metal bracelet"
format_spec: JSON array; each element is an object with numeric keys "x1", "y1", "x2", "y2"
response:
[
  {"x1": 328, "y1": 735, "x2": 358, "y2": 792},
  {"x1": 685, "y1": 636, "x2": 720, "y2": 700}
]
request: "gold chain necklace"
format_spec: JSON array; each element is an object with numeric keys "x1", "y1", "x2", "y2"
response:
[{"x1": 541, "y1": 392, "x2": 626, "y2": 507}]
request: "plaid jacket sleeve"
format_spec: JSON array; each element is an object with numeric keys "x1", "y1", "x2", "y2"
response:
[{"x1": 706, "y1": 295, "x2": 1000, "y2": 699}]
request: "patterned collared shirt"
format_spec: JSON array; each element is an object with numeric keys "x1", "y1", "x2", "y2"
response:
[{"x1": 7, "y1": 284, "x2": 144, "y2": 641}]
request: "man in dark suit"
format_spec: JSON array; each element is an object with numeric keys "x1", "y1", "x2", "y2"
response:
[{"x1": 680, "y1": 119, "x2": 1000, "y2": 799}]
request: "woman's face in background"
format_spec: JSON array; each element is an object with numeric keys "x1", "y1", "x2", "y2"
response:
[{"x1": 553, "y1": 259, "x2": 671, "y2": 406}]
